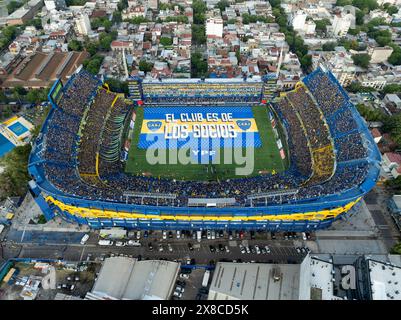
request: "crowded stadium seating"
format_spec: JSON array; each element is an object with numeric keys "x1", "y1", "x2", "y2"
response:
[{"x1": 33, "y1": 68, "x2": 378, "y2": 210}]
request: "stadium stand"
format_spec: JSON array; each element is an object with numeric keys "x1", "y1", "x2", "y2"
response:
[{"x1": 27, "y1": 68, "x2": 381, "y2": 231}]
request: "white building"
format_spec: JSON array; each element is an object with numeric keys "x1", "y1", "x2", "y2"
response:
[
  {"x1": 44, "y1": 0, "x2": 66, "y2": 11},
  {"x1": 332, "y1": 11, "x2": 354, "y2": 37},
  {"x1": 290, "y1": 10, "x2": 307, "y2": 31},
  {"x1": 75, "y1": 14, "x2": 92, "y2": 36},
  {"x1": 206, "y1": 17, "x2": 223, "y2": 38},
  {"x1": 86, "y1": 257, "x2": 180, "y2": 300}
]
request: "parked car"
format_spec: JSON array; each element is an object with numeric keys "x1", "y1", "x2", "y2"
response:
[
  {"x1": 302, "y1": 232, "x2": 307, "y2": 241},
  {"x1": 188, "y1": 243, "x2": 193, "y2": 251},
  {"x1": 225, "y1": 245, "x2": 230, "y2": 253},
  {"x1": 254, "y1": 245, "x2": 261, "y2": 255},
  {"x1": 179, "y1": 273, "x2": 190, "y2": 279},
  {"x1": 136, "y1": 231, "x2": 141, "y2": 240},
  {"x1": 127, "y1": 240, "x2": 141, "y2": 246},
  {"x1": 168, "y1": 231, "x2": 173, "y2": 239},
  {"x1": 144, "y1": 230, "x2": 148, "y2": 238},
  {"x1": 162, "y1": 231, "x2": 167, "y2": 240},
  {"x1": 211, "y1": 231, "x2": 216, "y2": 240},
  {"x1": 245, "y1": 246, "x2": 250, "y2": 254},
  {"x1": 265, "y1": 246, "x2": 271, "y2": 254},
  {"x1": 158, "y1": 244, "x2": 164, "y2": 252},
  {"x1": 218, "y1": 244, "x2": 224, "y2": 252},
  {"x1": 228, "y1": 231, "x2": 233, "y2": 240},
  {"x1": 239, "y1": 244, "x2": 246, "y2": 254},
  {"x1": 168, "y1": 244, "x2": 173, "y2": 252},
  {"x1": 209, "y1": 245, "x2": 215, "y2": 253},
  {"x1": 271, "y1": 232, "x2": 276, "y2": 240},
  {"x1": 80, "y1": 234, "x2": 89, "y2": 245},
  {"x1": 148, "y1": 242, "x2": 153, "y2": 251},
  {"x1": 176, "y1": 230, "x2": 181, "y2": 239},
  {"x1": 207, "y1": 230, "x2": 211, "y2": 240},
  {"x1": 219, "y1": 230, "x2": 224, "y2": 238},
  {"x1": 296, "y1": 247, "x2": 301, "y2": 254}
]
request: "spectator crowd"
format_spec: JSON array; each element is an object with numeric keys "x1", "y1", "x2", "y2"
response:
[{"x1": 38, "y1": 69, "x2": 373, "y2": 208}]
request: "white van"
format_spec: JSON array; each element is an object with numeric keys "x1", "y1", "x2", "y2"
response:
[{"x1": 80, "y1": 234, "x2": 89, "y2": 245}]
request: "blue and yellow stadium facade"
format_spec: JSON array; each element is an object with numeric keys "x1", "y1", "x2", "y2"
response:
[{"x1": 27, "y1": 71, "x2": 381, "y2": 231}]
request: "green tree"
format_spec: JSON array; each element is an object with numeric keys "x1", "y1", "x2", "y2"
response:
[
  {"x1": 322, "y1": 42, "x2": 337, "y2": 51},
  {"x1": 215, "y1": 0, "x2": 230, "y2": 13},
  {"x1": 139, "y1": 60, "x2": 154, "y2": 73},
  {"x1": 125, "y1": 16, "x2": 149, "y2": 24},
  {"x1": 68, "y1": 39, "x2": 83, "y2": 51},
  {"x1": 355, "y1": 10, "x2": 365, "y2": 25},
  {"x1": 117, "y1": 0, "x2": 128, "y2": 11},
  {"x1": 382, "y1": 84, "x2": 401, "y2": 94},
  {"x1": 192, "y1": 24, "x2": 206, "y2": 45},
  {"x1": 112, "y1": 11, "x2": 122, "y2": 24},
  {"x1": 388, "y1": 44, "x2": 401, "y2": 65},
  {"x1": 7, "y1": 0, "x2": 23, "y2": 14},
  {"x1": 336, "y1": 0, "x2": 352, "y2": 6},
  {"x1": 160, "y1": 36, "x2": 172, "y2": 46},
  {"x1": 352, "y1": 53, "x2": 371, "y2": 68},
  {"x1": 191, "y1": 51, "x2": 207, "y2": 77},
  {"x1": 84, "y1": 40, "x2": 99, "y2": 56},
  {"x1": 385, "y1": 5, "x2": 399, "y2": 15},
  {"x1": 0, "y1": 90, "x2": 8, "y2": 103},
  {"x1": 352, "y1": 0, "x2": 378, "y2": 12},
  {"x1": 66, "y1": 0, "x2": 89, "y2": 6},
  {"x1": 24, "y1": 18, "x2": 43, "y2": 29},
  {"x1": 193, "y1": 0, "x2": 207, "y2": 25},
  {"x1": 0, "y1": 144, "x2": 32, "y2": 200},
  {"x1": 83, "y1": 54, "x2": 104, "y2": 75},
  {"x1": 314, "y1": 19, "x2": 330, "y2": 32}
]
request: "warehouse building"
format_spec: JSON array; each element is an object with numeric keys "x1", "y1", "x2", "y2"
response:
[
  {"x1": 208, "y1": 256, "x2": 313, "y2": 300},
  {"x1": 0, "y1": 51, "x2": 89, "y2": 89},
  {"x1": 85, "y1": 257, "x2": 180, "y2": 300}
]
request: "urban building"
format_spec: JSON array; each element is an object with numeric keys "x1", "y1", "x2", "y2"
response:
[
  {"x1": 86, "y1": 257, "x2": 180, "y2": 300},
  {"x1": 6, "y1": 0, "x2": 44, "y2": 26},
  {"x1": 75, "y1": 13, "x2": 92, "y2": 36},
  {"x1": 0, "y1": 51, "x2": 89, "y2": 89}
]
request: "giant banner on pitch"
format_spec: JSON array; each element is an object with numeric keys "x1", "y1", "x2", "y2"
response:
[{"x1": 138, "y1": 107, "x2": 262, "y2": 150}]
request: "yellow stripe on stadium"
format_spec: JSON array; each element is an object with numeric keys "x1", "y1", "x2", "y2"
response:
[
  {"x1": 45, "y1": 195, "x2": 361, "y2": 222},
  {"x1": 2, "y1": 116, "x2": 18, "y2": 126}
]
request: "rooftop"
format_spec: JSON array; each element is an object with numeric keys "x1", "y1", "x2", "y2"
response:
[
  {"x1": 368, "y1": 259, "x2": 401, "y2": 300},
  {"x1": 208, "y1": 261, "x2": 305, "y2": 300},
  {"x1": 91, "y1": 257, "x2": 180, "y2": 300}
]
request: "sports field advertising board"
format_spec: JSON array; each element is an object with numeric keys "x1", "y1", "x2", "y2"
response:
[{"x1": 51, "y1": 80, "x2": 63, "y2": 105}]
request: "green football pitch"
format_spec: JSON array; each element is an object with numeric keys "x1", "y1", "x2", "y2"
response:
[{"x1": 125, "y1": 106, "x2": 288, "y2": 181}]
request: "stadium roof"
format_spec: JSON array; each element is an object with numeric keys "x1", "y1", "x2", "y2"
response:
[
  {"x1": 208, "y1": 259, "x2": 311, "y2": 300},
  {"x1": 91, "y1": 257, "x2": 180, "y2": 300}
]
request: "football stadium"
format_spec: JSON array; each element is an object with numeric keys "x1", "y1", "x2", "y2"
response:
[{"x1": 27, "y1": 67, "x2": 381, "y2": 231}]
